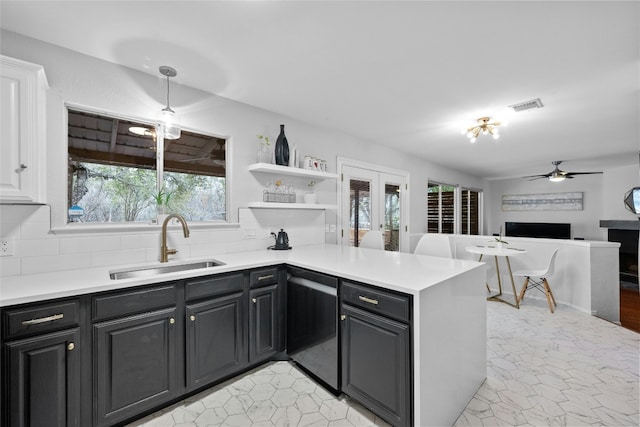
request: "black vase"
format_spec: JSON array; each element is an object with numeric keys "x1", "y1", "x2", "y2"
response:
[{"x1": 274, "y1": 124, "x2": 290, "y2": 166}]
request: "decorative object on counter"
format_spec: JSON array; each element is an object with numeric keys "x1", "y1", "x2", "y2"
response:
[
  {"x1": 492, "y1": 226, "x2": 509, "y2": 249},
  {"x1": 156, "y1": 66, "x2": 181, "y2": 140},
  {"x1": 269, "y1": 228, "x2": 292, "y2": 250},
  {"x1": 256, "y1": 134, "x2": 272, "y2": 164},
  {"x1": 274, "y1": 124, "x2": 290, "y2": 166},
  {"x1": 304, "y1": 180, "x2": 317, "y2": 204}
]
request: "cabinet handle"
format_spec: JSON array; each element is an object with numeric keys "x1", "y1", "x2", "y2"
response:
[
  {"x1": 67, "y1": 342, "x2": 75, "y2": 351},
  {"x1": 169, "y1": 317, "x2": 175, "y2": 324},
  {"x1": 20, "y1": 164, "x2": 27, "y2": 170},
  {"x1": 358, "y1": 295, "x2": 379, "y2": 305},
  {"x1": 21, "y1": 313, "x2": 64, "y2": 325},
  {"x1": 340, "y1": 315, "x2": 346, "y2": 321},
  {"x1": 252, "y1": 298, "x2": 257, "y2": 304},
  {"x1": 258, "y1": 274, "x2": 274, "y2": 281},
  {"x1": 190, "y1": 315, "x2": 196, "y2": 322}
]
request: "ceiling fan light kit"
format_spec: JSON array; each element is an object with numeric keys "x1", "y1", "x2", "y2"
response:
[{"x1": 523, "y1": 160, "x2": 603, "y2": 182}]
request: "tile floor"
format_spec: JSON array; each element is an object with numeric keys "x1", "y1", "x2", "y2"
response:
[{"x1": 127, "y1": 299, "x2": 639, "y2": 427}]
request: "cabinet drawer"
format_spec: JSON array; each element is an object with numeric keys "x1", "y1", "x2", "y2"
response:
[
  {"x1": 185, "y1": 273, "x2": 246, "y2": 302},
  {"x1": 250, "y1": 268, "x2": 279, "y2": 288},
  {"x1": 341, "y1": 281, "x2": 410, "y2": 323},
  {"x1": 92, "y1": 284, "x2": 176, "y2": 322},
  {"x1": 3, "y1": 299, "x2": 79, "y2": 340}
]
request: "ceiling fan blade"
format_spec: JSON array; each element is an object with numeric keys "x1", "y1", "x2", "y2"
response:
[
  {"x1": 522, "y1": 173, "x2": 550, "y2": 179},
  {"x1": 565, "y1": 171, "x2": 603, "y2": 176}
]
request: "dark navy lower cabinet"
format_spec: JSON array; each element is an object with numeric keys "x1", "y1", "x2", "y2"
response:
[
  {"x1": 186, "y1": 290, "x2": 247, "y2": 390},
  {"x1": 5, "y1": 328, "x2": 81, "y2": 427},
  {"x1": 93, "y1": 307, "x2": 179, "y2": 427},
  {"x1": 340, "y1": 281, "x2": 412, "y2": 427},
  {"x1": 249, "y1": 284, "x2": 280, "y2": 363}
]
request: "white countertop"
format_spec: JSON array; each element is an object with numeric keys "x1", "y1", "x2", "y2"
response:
[{"x1": 0, "y1": 243, "x2": 484, "y2": 307}]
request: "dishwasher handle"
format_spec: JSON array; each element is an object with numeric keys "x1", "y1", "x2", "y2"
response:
[{"x1": 288, "y1": 276, "x2": 337, "y2": 296}]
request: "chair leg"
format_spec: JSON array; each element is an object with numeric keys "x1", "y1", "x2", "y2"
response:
[
  {"x1": 542, "y1": 278, "x2": 555, "y2": 313},
  {"x1": 518, "y1": 277, "x2": 529, "y2": 304},
  {"x1": 543, "y1": 278, "x2": 557, "y2": 311}
]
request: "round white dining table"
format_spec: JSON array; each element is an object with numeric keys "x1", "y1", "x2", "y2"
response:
[{"x1": 466, "y1": 245, "x2": 527, "y2": 308}]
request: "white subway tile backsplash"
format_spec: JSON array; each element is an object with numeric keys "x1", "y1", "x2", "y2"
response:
[
  {"x1": 91, "y1": 249, "x2": 147, "y2": 268},
  {"x1": 16, "y1": 238, "x2": 59, "y2": 257},
  {"x1": 190, "y1": 242, "x2": 228, "y2": 258},
  {"x1": 59, "y1": 235, "x2": 122, "y2": 255},
  {"x1": 121, "y1": 233, "x2": 160, "y2": 250},
  {"x1": 20, "y1": 220, "x2": 54, "y2": 239},
  {"x1": 0, "y1": 257, "x2": 21, "y2": 277},
  {"x1": 21, "y1": 253, "x2": 92, "y2": 275}
]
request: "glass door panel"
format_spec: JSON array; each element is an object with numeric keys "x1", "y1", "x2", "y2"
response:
[
  {"x1": 350, "y1": 179, "x2": 372, "y2": 247},
  {"x1": 383, "y1": 183, "x2": 400, "y2": 251}
]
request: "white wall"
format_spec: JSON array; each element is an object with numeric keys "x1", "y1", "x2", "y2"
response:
[
  {"x1": 485, "y1": 160, "x2": 640, "y2": 241},
  {"x1": 0, "y1": 30, "x2": 487, "y2": 277}
]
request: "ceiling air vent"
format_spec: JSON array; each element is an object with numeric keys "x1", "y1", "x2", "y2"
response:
[{"x1": 509, "y1": 98, "x2": 543, "y2": 112}]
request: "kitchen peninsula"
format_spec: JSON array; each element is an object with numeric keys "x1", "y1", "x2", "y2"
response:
[{"x1": 0, "y1": 244, "x2": 487, "y2": 427}]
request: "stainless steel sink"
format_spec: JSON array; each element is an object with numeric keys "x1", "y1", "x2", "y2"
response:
[{"x1": 109, "y1": 260, "x2": 225, "y2": 280}]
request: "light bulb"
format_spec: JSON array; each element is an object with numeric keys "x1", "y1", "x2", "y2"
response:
[
  {"x1": 482, "y1": 128, "x2": 488, "y2": 135},
  {"x1": 470, "y1": 137, "x2": 477, "y2": 143},
  {"x1": 159, "y1": 109, "x2": 181, "y2": 140},
  {"x1": 493, "y1": 133, "x2": 500, "y2": 140},
  {"x1": 549, "y1": 174, "x2": 566, "y2": 182},
  {"x1": 467, "y1": 131, "x2": 474, "y2": 138}
]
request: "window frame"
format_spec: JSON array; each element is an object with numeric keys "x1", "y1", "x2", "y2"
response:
[
  {"x1": 427, "y1": 181, "x2": 483, "y2": 235},
  {"x1": 52, "y1": 104, "x2": 234, "y2": 233}
]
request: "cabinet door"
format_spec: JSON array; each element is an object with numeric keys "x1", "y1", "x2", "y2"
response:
[
  {"x1": 93, "y1": 308, "x2": 177, "y2": 427},
  {"x1": 0, "y1": 56, "x2": 47, "y2": 203},
  {"x1": 186, "y1": 291, "x2": 246, "y2": 390},
  {"x1": 249, "y1": 284, "x2": 279, "y2": 363},
  {"x1": 341, "y1": 304, "x2": 411, "y2": 427},
  {"x1": 5, "y1": 328, "x2": 80, "y2": 427}
]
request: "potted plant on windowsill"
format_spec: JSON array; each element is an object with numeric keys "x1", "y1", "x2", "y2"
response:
[
  {"x1": 154, "y1": 190, "x2": 172, "y2": 222},
  {"x1": 303, "y1": 180, "x2": 317, "y2": 204}
]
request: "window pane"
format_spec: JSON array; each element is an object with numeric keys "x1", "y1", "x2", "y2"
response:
[
  {"x1": 384, "y1": 184, "x2": 400, "y2": 251},
  {"x1": 427, "y1": 183, "x2": 440, "y2": 233},
  {"x1": 350, "y1": 179, "x2": 371, "y2": 247},
  {"x1": 462, "y1": 189, "x2": 480, "y2": 235},
  {"x1": 67, "y1": 109, "x2": 226, "y2": 223}
]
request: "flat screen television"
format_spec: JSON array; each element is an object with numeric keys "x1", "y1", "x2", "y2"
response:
[{"x1": 505, "y1": 222, "x2": 571, "y2": 240}]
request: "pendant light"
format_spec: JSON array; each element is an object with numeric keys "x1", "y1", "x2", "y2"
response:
[{"x1": 157, "y1": 65, "x2": 181, "y2": 140}]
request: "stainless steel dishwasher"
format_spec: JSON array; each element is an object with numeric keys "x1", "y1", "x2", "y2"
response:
[{"x1": 286, "y1": 266, "x2": 339, "y2": 392}]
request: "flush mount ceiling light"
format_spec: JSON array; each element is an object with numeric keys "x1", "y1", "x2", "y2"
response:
[
  {"x1": 462, "y1": 117, "x2": 503, "y2": 143},
  {"x1": 157, "y1": 65, "x2": 181, "y2": 140}
]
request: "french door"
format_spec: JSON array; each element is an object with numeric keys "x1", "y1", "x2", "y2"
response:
[{"x1": 340, "y1": 164, "x2": 408, "y2": 252}]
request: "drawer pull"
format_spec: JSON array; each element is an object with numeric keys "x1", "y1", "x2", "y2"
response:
[
  {"x1": 258, "y1": 274, "x2": 274, "y2": 281},
  {"x1": 358, "y1": 295, "x2": 379, "y2": 305},
  {"x1": 169, "y1": 317, "x2": 175, "y2": 324},
  {"x1": 340, "y1": 314, "x2": 346, "y2": 321},
  {"x1": 67, "y1": 342, "x2": 75, "y2": 351},
  {"x1": 21, "y1": 313, "x2": 64, "y2": 325},
  {"x1": 252, "y1": 298, "x2": 257, "y2": 304},
  {"x1": 190, "y1": 315, "x2": 196, "y2": 322}
]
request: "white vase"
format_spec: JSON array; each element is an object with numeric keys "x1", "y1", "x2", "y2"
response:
[{"x1": 303, "y1": 193, "x2": 317, "y2": 204}]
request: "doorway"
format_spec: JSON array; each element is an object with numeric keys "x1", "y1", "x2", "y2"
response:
[{"x1": 338, "y1": 160, "x2": 409, "y2": 252}]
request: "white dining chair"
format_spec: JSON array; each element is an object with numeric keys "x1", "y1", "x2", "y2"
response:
[
  {"x1": 359, "y1": 230, "x2": 385, "y2": 250},
  {"x1": 414, "y1": 234, "x2": 452, "y2": 258},
  {"x1": 513, "y1": 248, "x2": 559, "y2": 313}
]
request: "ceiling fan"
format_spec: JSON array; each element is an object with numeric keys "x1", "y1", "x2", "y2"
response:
[{"x1": 523, "y1": 161, "x2": 603, "y2": 182}]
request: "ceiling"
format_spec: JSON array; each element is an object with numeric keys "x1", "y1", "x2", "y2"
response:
[{"x1": 1, "y1": 1, "x2": 638, "y2": 180}]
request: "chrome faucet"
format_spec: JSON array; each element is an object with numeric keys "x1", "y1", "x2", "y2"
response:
[{"x1": 161, "y1": 214, "x2": 190, "y2": 262}]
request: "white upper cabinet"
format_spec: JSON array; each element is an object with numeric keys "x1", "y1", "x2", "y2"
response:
[{"x1": 0, "y1": 55, "x2": 49, "y2": 203}]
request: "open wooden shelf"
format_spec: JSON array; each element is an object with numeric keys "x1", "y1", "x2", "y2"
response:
[{"x1": 248, "y1": 163, "x2": 339, "y2": 180}]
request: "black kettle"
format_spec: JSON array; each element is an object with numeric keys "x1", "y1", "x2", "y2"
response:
[{"x1": 270, "y1": 229, "x2": 291, "y2": 250}]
